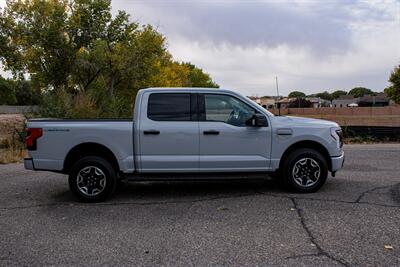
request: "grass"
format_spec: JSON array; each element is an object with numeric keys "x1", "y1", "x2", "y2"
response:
[
  {"x1": 343, "y1": 136, "x2": 400, "y2": 144},
  {"x1": 0, "y1": 148, "x2": 26, "y2": 164},
  {"x1": 0, "y1": 129, "x2": 26, "y2": 164}
]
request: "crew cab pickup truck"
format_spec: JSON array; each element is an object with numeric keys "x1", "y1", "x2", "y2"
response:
[{"x1": 25, "y1": 88, "x2": 344, "y2": 202}]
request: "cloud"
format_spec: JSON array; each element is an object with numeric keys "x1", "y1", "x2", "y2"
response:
[
  {"x1": 123, "y1": 1, "x2": 353, "y2": 54},
  {"x1": 1, "y1": 0, "x2": 399, "y2": 96}
]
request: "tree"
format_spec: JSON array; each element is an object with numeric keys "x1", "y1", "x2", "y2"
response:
[
  {"x1": 14, "y1": 80, "x2": 41, "y2": 105},
  {"x1": 288, "y1": 91, "x2": 306, "y2": 98},
  {"x1": 348, "y1": 87, "x2": 375, "y2": 98},
  {"x1": 183, "y1": 62, "x2": 219, "y2": 88},
  {"x1": 384, "y1": 64, "x2": 400, "y2": 104},
  {"x1": 288, "y1": 98, "x2": 312, "y2": 108},
  {"x1": 0, "y1": 76, "x2": 16, "y2": 105},
  {"x1": 0, "y1": 0, "x2": 218, "y2": 118},
  {"x1": 312, "y1": 91, "x2": 332, "y2": 101},
  {"x1": 331, "y1": 90, "x2": 347, "y2": 99}
]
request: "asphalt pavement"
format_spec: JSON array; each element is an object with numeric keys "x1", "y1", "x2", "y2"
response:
[{"x1": 0, "y1": 144, "x2": 399, "y2": 266}]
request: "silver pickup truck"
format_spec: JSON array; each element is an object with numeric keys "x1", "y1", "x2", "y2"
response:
[{"x1": 25, "y1": 88, "x2": 344, "y2": 202}]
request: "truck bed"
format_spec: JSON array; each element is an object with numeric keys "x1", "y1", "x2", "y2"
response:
[{"x1": 26, "y1": 119, "x2": 135, "y2": 173}]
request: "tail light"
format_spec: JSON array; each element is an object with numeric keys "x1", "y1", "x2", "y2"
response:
[{"x1": 26, "y1": 128, "x2": 43, "y2": 151}]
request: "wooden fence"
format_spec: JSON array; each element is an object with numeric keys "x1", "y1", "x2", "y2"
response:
[{"x1": 269, "y1": 106, "x2": 400, "y2": 127}]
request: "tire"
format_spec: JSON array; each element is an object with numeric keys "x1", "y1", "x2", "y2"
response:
[
  {"x1": 281, "y1": 148, "x2": 328, "y2": 193},
  {"x1": 68, "y1": 156, "x2": 117, "y2": 202}
]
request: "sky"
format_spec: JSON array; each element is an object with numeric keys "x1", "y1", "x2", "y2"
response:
[{"x1": 1, "y1": 0, "x2": 399, "y2": 96}]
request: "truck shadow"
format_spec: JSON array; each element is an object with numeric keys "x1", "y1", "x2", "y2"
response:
[
  {"x1": 111, "y1": 179, "x2": 282, "y2": 202},
  {"x1": 51, "y1": 176, "x2": 351, "y2": 203}
]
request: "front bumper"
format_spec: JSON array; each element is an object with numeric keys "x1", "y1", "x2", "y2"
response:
[
  {"x1": 331, "y1": 152, "x2": 345, "y2": 172},
  {"x1": 24, "y1": 158, "x2": 35, "y2": 170}
]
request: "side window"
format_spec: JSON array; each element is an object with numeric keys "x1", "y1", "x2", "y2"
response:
[
  {"x1": 148, "y1": 93, "x2": 191, "y2": 121},
  {"x1": 204, "y1": 94, "x2": 256, "y2": 127}
]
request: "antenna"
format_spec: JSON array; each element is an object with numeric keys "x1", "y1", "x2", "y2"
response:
[{"x1": 275, "y1": 76, "x2": 281, "y2": 116}]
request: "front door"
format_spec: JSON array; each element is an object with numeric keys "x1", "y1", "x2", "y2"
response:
[
  {"x1": 139, "y1": 92, "x2": 199, "y2": 172},
  {"x1": 198, "y1": 93, "x2": 271, "y2": 172}
]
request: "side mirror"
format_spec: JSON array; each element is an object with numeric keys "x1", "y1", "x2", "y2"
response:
[{"x1": 246, "y1": 114, "x2": 268, "y2": 127}]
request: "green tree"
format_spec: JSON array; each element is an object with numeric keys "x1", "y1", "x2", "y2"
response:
[
  {"x1": 312, "y1": 91, "x2": 332, "y2": 101},
  {"x1": 0, "y1": 76, "x2": 16, "y2": 105},
  {"x1": 331, "y1": 90, "x2": 347, "y2": 99},
  {"x1": 288, "y1": 91, "x2": 306, "y2": 98},
  {"x1": 0, "y1": 0, "x2": 75, "y2": 90},
  {"x1": 348, "y1": 87, "x2": 375, "y2": 98},
  {"x1": 384, "y1": 64, "x2": 400, "y2": 104},
  {"x1": 14, "y1": 80, "x2": 41, "y2": 105}
]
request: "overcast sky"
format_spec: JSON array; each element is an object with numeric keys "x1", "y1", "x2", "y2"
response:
[{"x1": 1, "y1": 0, "x2": 399, "y2": 96}]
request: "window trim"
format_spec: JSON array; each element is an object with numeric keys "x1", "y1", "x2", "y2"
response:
[{"x1": 147, "y1": 93, "x2": 196, "y2": 122}]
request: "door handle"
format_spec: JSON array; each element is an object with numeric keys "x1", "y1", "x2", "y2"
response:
[
  {"x1": 144, "y1": 130, "x2": 160, "y2": 135},
  {"x1": 203, "y1": 130, "x2": 220, "y2": 135}
]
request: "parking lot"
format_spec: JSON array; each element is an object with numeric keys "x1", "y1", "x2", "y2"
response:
[{"x1": 0, "y1": 144, "x2": 399, "y2": 266}]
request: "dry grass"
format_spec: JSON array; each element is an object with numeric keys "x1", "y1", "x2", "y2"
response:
[
  {"x1": 0, "y1": 149, "x2": 26, "y2": 164},
  {"x1": 0, "y1": 114, "x2": 26, "y2": 164}
]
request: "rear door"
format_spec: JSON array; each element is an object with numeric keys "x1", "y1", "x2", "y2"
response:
[
  {"x1": 198, "y1": 93, "x2": 271, "y2": 172},
  {"x1": 138, "y1": 92, "x2": 199, "y2": 172}
]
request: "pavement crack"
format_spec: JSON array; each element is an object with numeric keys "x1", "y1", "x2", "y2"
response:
[
  {"x1": 256, "y1": 191, "x2": 400, "y2": 209},
  {"x1": 355, "y1": 184, "x2": 398, "y2": 203},
  {"x1": 290, "y1": 197, "x2": 350, "y2": 267},
  {"x1": 285, "y1": 252, "x2": 322, "y2": 260}
]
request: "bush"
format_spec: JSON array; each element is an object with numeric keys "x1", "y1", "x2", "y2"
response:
[
  {"x1": 0, "y1": 77, "x2": 17, "y2": 105},
  {"x1": 15, "y1": 80, "x2": 41, "y2": 105},
  {"x1": 37, "y1": 87, "x2": 135, "y2": 119}
]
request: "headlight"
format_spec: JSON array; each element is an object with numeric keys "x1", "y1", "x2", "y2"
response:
[{"x1": 330, "y1": 127, "x2": 343, "y2": 148}]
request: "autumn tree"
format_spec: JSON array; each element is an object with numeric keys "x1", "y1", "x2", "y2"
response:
[{"x1": 0, "y1": 0, "x2": 218, "y2": 117}]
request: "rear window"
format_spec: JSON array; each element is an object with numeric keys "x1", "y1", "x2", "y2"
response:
[{"x1": 147, "y1": 93, "x2": 191, "y2": 121}]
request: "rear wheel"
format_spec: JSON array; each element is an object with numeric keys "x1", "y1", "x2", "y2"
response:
[
  {"x1": 281, "y1": 148, "x2": 328, "y2": 193},
  {"x1": 68, "y1": 156, "x2": 117, "y2": 202}
]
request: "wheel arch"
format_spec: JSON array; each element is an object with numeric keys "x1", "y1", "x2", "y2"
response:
[
  {"x1": 279, "y1": 140, "x2": 331, "y2": 171},
  {"x1": 63, "y1": 142, "x2": 120, "y2": 174}
]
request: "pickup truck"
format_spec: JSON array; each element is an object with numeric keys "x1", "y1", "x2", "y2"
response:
[{"x1": 24, "y1": 88, "x2": 344, "y2": 202}]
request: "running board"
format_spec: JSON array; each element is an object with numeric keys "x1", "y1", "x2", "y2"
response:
[{"x1": 123, "y1": 172, "x2": 271, "y2": 181}]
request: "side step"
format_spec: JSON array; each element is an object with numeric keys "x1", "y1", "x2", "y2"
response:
[{"x1": 123, "y1": 172, "x2": 271, "y2": 181}]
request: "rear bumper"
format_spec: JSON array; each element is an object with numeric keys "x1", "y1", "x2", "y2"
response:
[
  {"x1": 24, "y1": 158, "x2": 35, "y2": 170},
  {"x1": 331, "y1": 152, "x2": 345, "y2": 172}
]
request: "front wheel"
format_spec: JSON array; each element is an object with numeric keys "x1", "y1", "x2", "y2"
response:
[
  {"x1": 68, "y1": 156, "x2": 117, "y2": 202},
  {"x1": 281, "y1": 148, "x2": 328, "y2": 193}
]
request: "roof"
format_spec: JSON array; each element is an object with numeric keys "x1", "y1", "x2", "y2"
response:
[
  {"x1": 139, "y1": 87, "x2": 243, "y2": 95},
  {"x1": 359, "y1": 93, "x2": 389, "y2": 103},
  {"x1": 336, "y1": 95, "x2": 356, "y2": 100}
]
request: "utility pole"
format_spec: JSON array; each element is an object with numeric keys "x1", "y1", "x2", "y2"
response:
[{"x1": 275, "y1": 76, "x2": 281, "y2": 116}]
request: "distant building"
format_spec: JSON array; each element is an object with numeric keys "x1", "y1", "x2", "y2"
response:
[
  {"x1": 250, "y1": 93, "x2": 392, "y2": 108},
  {"x1": 276, "y1": 97, "x2": 330, "y2": 108},
  {"x1": 259, "y1": 97, "x2": 276, "y2": 109},
  {"x1": 332, "y1": 95, "x2": 358, "y2": 107},
  {"x1": 276, "y1": 97, "x2": 293, "y2": 108},
  {"x1": 247, "y1": 96, "x2": 276, "y2": 109},
  {"x1": 332, "y1": 93, "x2": 391, "y2": 107},
  {"x1": 358, "y1": 93, "x2": 390, "y2": 107},
  {"x1": 306, "y1": 97, "x2": 331, "y2": 108}
]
